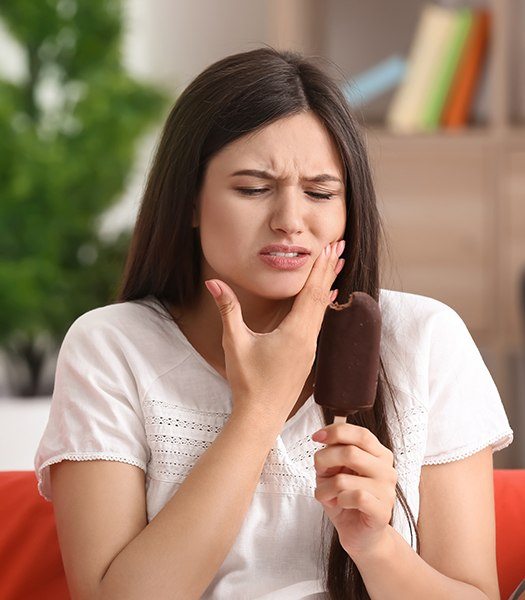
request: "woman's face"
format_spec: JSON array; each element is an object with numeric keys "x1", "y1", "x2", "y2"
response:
[{"x1": 194, "y1": 110, "x2": 347, "y2": 304}]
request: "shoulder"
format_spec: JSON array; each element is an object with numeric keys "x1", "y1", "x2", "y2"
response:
[
  {"x1": 378, "y1": 288, "x2": 464, "y2": 351},
  {"x1": 64, "y1": 296, "x2": 171, "y2": 347},
  {"x1": 51, "y1": 296, "x2": 194, "y2": 403},
  {"x1": 379, "y1": 288, "x2": 459, "y2": 327},
  {"x1": 58, "y1": 296, "x2": 187, "y2": 378},
  {"x1": 377, "y1": 288, "x2": 471, "y2": 403},
  {"x1": 70, "y1": 296, "x2": 161, "y2": 332}
]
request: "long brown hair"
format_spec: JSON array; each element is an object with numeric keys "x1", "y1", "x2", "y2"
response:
[{"x1": 117, "y1": 45, "x2": 420, "y2": 599}]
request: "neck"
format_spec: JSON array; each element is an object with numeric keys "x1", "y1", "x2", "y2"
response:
[{"x1": 181, "y1": 279, "x2": 296, "y2": 338}]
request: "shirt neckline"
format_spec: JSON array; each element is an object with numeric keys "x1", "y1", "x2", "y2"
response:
[
  {"x1": 146, "y1": 295, "x2": 316, "y2": 431},
  {"x1": 149, "y1": 296, "x2": 230, "y2": 385}
]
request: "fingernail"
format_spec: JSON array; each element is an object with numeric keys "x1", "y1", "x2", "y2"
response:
[
  {"x1": 205, "y1": 280, "x2": 222, "y2": 299},
  {"x1": 336, "y1": 240, "x2": 345, "y2": 257},
  {"x1": 329, "y1": 289, "x2": 339, "y2": 303},
  {"x1": 335, "y1": 258, "x2": 345, "y2": 275},
  {"x1": 312, "y1": 429, "x2": 327, "y2": 442},
  {"x1": 324, "y1": 244, "x2": 331, "y2": 257}
]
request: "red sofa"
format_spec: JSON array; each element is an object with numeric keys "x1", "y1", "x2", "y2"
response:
[{"x1": 0, "y1": 469, "x2": 524, "y2": 600}]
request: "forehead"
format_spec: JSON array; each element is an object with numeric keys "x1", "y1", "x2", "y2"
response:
[{"x1": 211, "y1": 111, "x2": 344, "y2": 179}]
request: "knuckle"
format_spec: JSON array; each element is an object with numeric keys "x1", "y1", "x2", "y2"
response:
[
  {"x1": 358, "y1": 427, "x2": 370, "y2": 447},
  {"x1": 309, "y1": 285, "x2": 328, "y2": 306},
  {"x1": 333, "y1": 473, "x2": 347, "y2": 488},
  {"x1": 389, "y1": 488, "x2": 397, "y2": 505},
  {"x1": 354, "y1": 489, "x2": 368, "y2": 504},
  {"x1": 344, "y1": 445, "x2": 359, "y2": 465},
  {"x1": 218, "y1": 299, "x2": 236, "y2": 317},
  {"x1": 313, "y1": 453, "x2": 323, "y2": 470},
  {"x1": 358, "y1": 427, "x2": 372, "y2": 446},
  {"x1": 390, "y1": 468, "x2": 398, "y2": 486}
]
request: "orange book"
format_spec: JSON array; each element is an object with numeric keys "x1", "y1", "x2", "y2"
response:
[{"x1": 442, "y1": 9, "x2": 491, "y2": 128}]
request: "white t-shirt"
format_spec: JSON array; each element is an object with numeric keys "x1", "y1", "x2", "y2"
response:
[{"x1": 34, "y1": 289, "x2": 514, "y2": 599}]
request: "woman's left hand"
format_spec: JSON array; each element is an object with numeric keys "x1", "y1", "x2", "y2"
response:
[{"x1": 312, "y1": 422, "x2": 398, "y2": 558}]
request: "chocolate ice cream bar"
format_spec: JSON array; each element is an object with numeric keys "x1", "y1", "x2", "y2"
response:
[{"x1": 313, "y1": 292, "x2": 381, "y2": 423}]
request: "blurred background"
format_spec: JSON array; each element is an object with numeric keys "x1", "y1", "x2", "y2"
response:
[{"x1": 0, "y1": 0, "x2": 523, "y2": 470}]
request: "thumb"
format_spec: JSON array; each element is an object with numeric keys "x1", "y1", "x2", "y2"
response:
[{"x1": 204, "y1": 279, "x2": 245, "y2": 341}]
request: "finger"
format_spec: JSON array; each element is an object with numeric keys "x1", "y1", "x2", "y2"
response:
[
  {"x1": 314, "y1": 472, "x2": 383, "y2": 506},
  {"x1": 334, "y1": 488, "x2": 391, "y2": 523},
  {"x1": 312, "y1": 423, "x2": 390, "y2": 460},
  {"x1": 314, "y1": 444, "x2": 396, "y2": 482},
  {"x1": 284, "y1": 239, "x2": 345, "y2": 333},
  {"x1": 329, "y1": 288, "x2": 339, "y2": 304},
  {"x1": 320, "y1": 239, "x2": 345, "y2": 292},
  {"x1": 204, "y1": 279, "x2": 247, "y2": 344}
]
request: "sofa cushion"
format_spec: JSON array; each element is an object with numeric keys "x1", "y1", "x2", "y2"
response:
[
  {"x1": 0, "y1": 469, "x2": 524, "y2": 599},
  {"x1": 494, "y1": 469, "x2": 525, "y2": 600},
  {"x1": 0, "y1": 471, "x2": 68, "y2": 600}
]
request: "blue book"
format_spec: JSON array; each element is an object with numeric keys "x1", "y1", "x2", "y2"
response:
[{"x1": 343, "y1": 55, "x2": 407, "y2": 107}]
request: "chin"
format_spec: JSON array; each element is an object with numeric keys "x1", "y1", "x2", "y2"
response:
[
  {"x1": 221, "y1": 270, "x2": 306, "y2": 301},
  {"x1": 253, "y1": 284, "x2": 304, "y2": 301}
]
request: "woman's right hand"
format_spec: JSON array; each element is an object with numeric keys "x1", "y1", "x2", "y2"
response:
[{"x1": 204, "y1": 240, "x2": 345, "y2": 421}]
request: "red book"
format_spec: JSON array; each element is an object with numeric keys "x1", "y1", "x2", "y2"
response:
[{"x1": 442, "y1": 9, "x2": 491, "y2": 128}]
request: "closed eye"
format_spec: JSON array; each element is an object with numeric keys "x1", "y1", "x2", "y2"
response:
[{"x1": 235, "y1": 188, "x2": 334, "y2": 200}]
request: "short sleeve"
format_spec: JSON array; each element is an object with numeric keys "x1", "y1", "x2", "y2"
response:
[
  {"x1": 34, "y1": 315, "x2": 150, "y2": 501},
  {"x1": 422, "y1": 306, "x2": 514, "y2": 465}
]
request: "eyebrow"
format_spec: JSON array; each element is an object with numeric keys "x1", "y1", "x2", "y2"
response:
[{"x1": 230, "y1": 169, "x2": 343, "y2": 185}]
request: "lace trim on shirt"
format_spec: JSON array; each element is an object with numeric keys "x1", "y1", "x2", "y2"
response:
[
  {"x1": 388, "y1": 402, "x2": 428, "y2": 479},
  {"x1": 148, "y1": 414, "x2": 224, "y2": 435},
  {"x1": 36, "y1": 452, "x2": 148, "y2": 501},
  {"x1": 144, "y1": 395, "x2": 322, "y2": 495},
  {"x1": 260, "y1": 437, "x2": 323, "y2": 495},
  {"x1": 421, "y1": 429, "x2": 514, "y2": 466},
  {"x1": 147, "y1": 432, "x2": 322, "y2": 495}
]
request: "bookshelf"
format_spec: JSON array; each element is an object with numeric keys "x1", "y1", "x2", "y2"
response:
[{"x1": 267, "y1": 0, "x2": 525, "y2": 467}]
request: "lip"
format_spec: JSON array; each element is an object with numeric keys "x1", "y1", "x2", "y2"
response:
[
  {"x1": 259, "y1": 244, "x2": 311, "y2": 255},
  {"x1": 259, "y1": 253, "x2": 309, "y2": 271}
]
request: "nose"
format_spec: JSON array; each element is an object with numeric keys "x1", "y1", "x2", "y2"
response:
[{"x1": 268, "y1": 187, "x2": 305, "y2": 235}]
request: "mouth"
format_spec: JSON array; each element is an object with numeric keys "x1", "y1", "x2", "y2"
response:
[
  {"x1": 259, "y1": 253, "x2": 310, "y2": 271},
  {"x1": 259, "y1": 245, "x2": 311, "y2": 256},
  {"x1": 260, "y1": 252, "x2": 308, "y2": 257}
]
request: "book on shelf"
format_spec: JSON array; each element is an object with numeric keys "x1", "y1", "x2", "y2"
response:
[
  {"x1": 385, "y1": 2, "x2": 490, "y2": 134},
  {"x1": 441, "y1": 9, "x2": 491, "y2": 129},
  {"x1": 342, "y1": 55, "x2": 407, "y2": 108},
  {"x1": 421, "y1": 7, "x2": 472, "y2": 131}
]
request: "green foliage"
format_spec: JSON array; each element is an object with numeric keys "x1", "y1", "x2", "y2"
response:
[{"x1": 0, "y1": 0, "x2": 169, "y2": 394}]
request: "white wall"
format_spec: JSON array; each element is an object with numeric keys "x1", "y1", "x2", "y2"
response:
[
  {"x1": 100, "y1": 0, "x2": 269, "y2": 238},
  {"x1": 123, "y1": 0, "x2": 269, "y2": 92},
  {"x1": 0, "y1": 398, "x2": 52, "y2": 470}
]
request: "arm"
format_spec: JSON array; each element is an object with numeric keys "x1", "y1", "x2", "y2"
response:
[
  {"x1": 97, "y1": 406, "x2": 283, "y2": 600},
  {"x1": 51, "y1": 404, "x2": 284, "y2": 600},
  {"x1": 351, "y1": 446, "x2": 500, "y2": 600}
]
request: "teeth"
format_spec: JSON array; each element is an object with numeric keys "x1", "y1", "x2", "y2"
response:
[{"x1": 268, "y1": 252, "x2": 299, "y2": 257}]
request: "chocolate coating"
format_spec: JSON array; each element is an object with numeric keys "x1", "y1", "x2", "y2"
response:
[{"x1": 313, "y1": 291, "x2": 381, "y2": 417}]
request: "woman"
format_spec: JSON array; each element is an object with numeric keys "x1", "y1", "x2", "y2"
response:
[{"x1": 35, "y1": 47, "x2": 513, "y2": 599}]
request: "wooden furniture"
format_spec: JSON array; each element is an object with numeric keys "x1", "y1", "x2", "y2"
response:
[{"x1": 267, "y1": 0, "x2": 525, "y2": 468}]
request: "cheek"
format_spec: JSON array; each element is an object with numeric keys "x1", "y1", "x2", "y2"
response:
[
  {"x1": 335, "y1": 200, "x2": 347, "y2": 229},
  {"x1": 330, "y1": 206, "x2": 347, "y2": 240},
  {"x1": 198, "y1": 204, "x2": 250, "y2": 267},
  {"x1": 200, "y1": 199, "x2": 234, "y2": 242},
  {"x1": 316, "y1": 207, "x2": 346, "y2": 242}
]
